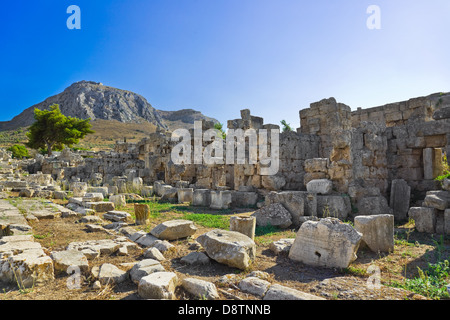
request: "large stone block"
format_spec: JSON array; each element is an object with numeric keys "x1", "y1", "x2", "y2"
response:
[
  {"x1": 356, "y1": 196, "x2": 392, "y2": 216},
  {"x1": 423, "y1": 194, "x2": 448, "y2": 210},
  {"x1": 316, "y1": 195, "x2": 351, "y2": 220},
  {"x1": 50, "y1": 249, "x2": 89, "y2": 275},
  {"x1": 354, "y1": 214, "x2": 394, "y2": 253},
  {"x1": 193, "y1": 189, "x2": 211, "y2": 207},
  {"x1": 288, "y1": 218, "x2": 362, "y2": 268},
  {"x1": 177, "y1": 188, "x2": 193, "y2": 204},
  {"x1": 138, "y1": 272, "x2": 178, "y2": 300},
  {"x1": 408, "y1": 207, "x2": 436, "y2": 233},
  {"x1": 210, "y1": 190, "x2": 232, "y2": 210},
  {"x1": 306, "y1": 179, "x2": 333, "y2": 195},
  {"x1": 389, "y1": 179, "x2": 411, "y2": 221},
  {"x1": 251, "y1": 203, "x2": 292, "y2": 229},
  {"x1": 150, "y1": 219, "x2": 197, "y2": 240},
  {"x1": 196, "y1": 229, "x2": 256, "y2": 270},
  {"x1": 265, "y1": 191, "x2": 317, "y2": 227},
  {"x1": 229, "y1": 216, "x2": 256, "y2": 240},
  {"x1": 231, "y1": 191, "x2": 258, "y2": 208}
]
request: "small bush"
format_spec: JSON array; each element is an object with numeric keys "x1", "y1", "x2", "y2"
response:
[{"x1": 7, "y1": 144, "x2": 29, "y2": 159}]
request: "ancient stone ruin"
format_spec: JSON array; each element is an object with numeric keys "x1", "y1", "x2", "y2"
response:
[{"x1": 1, "y1": 91, "x2": 450, "y2": 300}]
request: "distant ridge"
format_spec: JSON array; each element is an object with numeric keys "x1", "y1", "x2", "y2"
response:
[{"x1": 0, "y1": 81, "x2": 218, "y2": 132}]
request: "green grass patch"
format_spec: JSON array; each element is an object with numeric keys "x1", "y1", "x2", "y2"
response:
[{"x1": 182, "y1": 213, "x2": 229, "y2": 229}]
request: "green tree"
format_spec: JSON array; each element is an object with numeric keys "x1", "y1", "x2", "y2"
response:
[
  {"x1": 26, "y1": 104, "x2": 94, "y2": 156},
  {"x1": 7, "y1": 144, "x2": 29, "y2": 159},
  {"x1": 214, "y1": 122, "x2": 226, "y2": 139},
  {"x1": 280, "y1": 120, "x2": 293, "y2": 132}
]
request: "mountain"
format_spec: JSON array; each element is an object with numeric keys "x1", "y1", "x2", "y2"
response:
[
  {"x1": 0, "y1": 81, "x2": 218, "y2": 132},
  {"x1": 157, "y1": 109, "x2": 219, "y2": 130}
]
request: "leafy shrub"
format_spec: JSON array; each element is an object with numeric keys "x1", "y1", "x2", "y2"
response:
[{"x1": 7, "y1": 144, "x2": 29, "y2": 159}]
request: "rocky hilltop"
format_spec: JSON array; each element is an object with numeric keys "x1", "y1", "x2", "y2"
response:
[{"x1": 0, "y1": 81, "x2": 218, "y2": 131}]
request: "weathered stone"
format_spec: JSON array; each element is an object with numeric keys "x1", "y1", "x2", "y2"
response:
[
  {"x1": 269, "y1": 238, "x2": 295, "y2": 255},
  {"x1": 141, "y1": 186, "x2": 154, "y2": 197},
  {"x1": 103, "y1": 210, "x2": 131, "y2": 222},
  {"x1": 98, "y1": 263, "x2": 127, "y2": 284},
  {"x1": 53, "y1": 191, "x2": 68, "y2": 200},
  {"x1": 150, "y1": 219, "x2": 197, "y2": 240},
  {"x1": 143, "y1": 247, "x2": 166, "y2": 261},
  {"x1": 238, "y1": 277, "x2": 271, "y2": 297},
  {"x1": 85, "y1": 201, "x2": 115, "y2": 212},
  {"x1": 389, "y1": 179, "x2": 411, "y2": 221},
  {"x1": 231, "y1": 191, "x2": 258, "y2": 207},
  {"x1": 288, "y1": 218, "x2": 362, "y2": 268},
  {"x1": 129, "y1": 259, "x2": 165, "y2": 284},
  {"x1": 354, "y1": 214, "x2": 394, "y2": 253},
  {"x1": 181, "y1": 277, "x2": 219, "y2": 300},
  {"x1": 19, "y1": 189, "x2": 34, "y2": 198},
  {"x1": 50, "y1": 250, "x2": 89, "y2": 275},
  {"x1": 177, "y1": 188, "x2": 194, "y2": 204},
  {"x1": 304, "y1": 158, "x2": 329, "y2": 173},
  {"x1": 134, "y1": 203, "x2": 150, "y2": 225},
  {"x1": 261, "y1": 175, "x2": 286, "y2": 191},
  {"x1": 408, "y1": 207, "x2": 437, "y2": 233},
  {"x1": 445, "y1": 209, "x2": 450, "y2": 235},
  {"x1": 306, "y1": 179, "x2": 333, "y2": 195},
  {"x1": 265, "y1": 191, "x2": 317, "y2": 226},
  {"x1": 138, "y1": 272, "x2": 178, "y2": 300},
  {"x1": 316, "y1": 195, "x2": 351, "y2": 220},
  {"x1": 251, "y1": 203, "x2": 292, "y2": 229},
  {"x1": 210, "y1": 190, "x2": 232, "y2": 210},
  {"x1": 180, "y1": 252, "x2": 210, "y2": 265},
  {"x1": 82, "y1": 192, "x2": 104, "y2": 202},
  {"x1": 423, "y1": 194, "x2": 448, "y2": 210},
  {"x1": 152, "y1": 240, "x2": 175, "y2": 253},
  {"x1": 356, "y1": 196, "x2": 392, "y2": 216},
  {"x1": 193, "y1": 189, "x2": 211, "y2": 207},
  {"x1": 229, "y1": 216, "x2": 256, "y2": 240},
  {"x1": 70, "y1": 182, "x2": 87, "y2": 197},
  {"x1": 263, "y1": 284, "x2": 325, "y2": 300},
  {"x1": 196, "y1": 229, "x2": 256, "y2": 270},
  {"x1": 135, "y1": 234, "x2": 159, "y2": 247}
]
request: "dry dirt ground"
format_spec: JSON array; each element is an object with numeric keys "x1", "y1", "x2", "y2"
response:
[{"x1": 0, "y1": 196, "x2": 448, "y2": 301}]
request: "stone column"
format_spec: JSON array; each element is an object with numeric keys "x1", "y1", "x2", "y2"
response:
[
  {"x1": 134, "y1": 203, "x2": 150, "y2": 225},
  {"x1": 229, "y1": 216, "x2": 256, "y2": 240}
]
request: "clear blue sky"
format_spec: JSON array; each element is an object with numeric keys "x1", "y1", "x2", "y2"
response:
[{"x1": 1, "y1": 0, "x2": 449, "y2": 128}]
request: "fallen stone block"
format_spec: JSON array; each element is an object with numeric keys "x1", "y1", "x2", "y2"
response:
[
  {"x1": 288, "y1": 218, "x2": 362, "y2": 268},
  {"x1": 150, "y1": 219, "x2": 197, "y2": 240},
  {"x1": 423, "y1": 194, "x2": 448, "y2": 211},
  {"x1": 408, "y1": 207, "x2": 437, "y2": 233},
  {"x1": 354, "y1": 214, "x2": 394, "y2": 253},
  {"x1": 180, "y1": 252, "x2": 210, "y2": 265},
  {"x1": 109, "y1": 194, "x2": 126, "y2": 208},
  {"x1": 138, "y1": 271, "x2": 178, "y2": 300},
  {"x1": 229, "y1": 216, "x2": 256, "y2": 240},
  {"x1": 269, "y1": 238, "x2": 295, "y2": 255},
  {"x1": 238, "y1": 276, "x2": 271, "y2": 297},
  {"x1": 98, "y1": 263, "x2": 128, "y2": 285},
  {"x1": 129, "y1": 259, "x2": 165, "y2": 284},
  {"x1": 263, "y1": 284, "x2": 325, "y2": 300},
  {"x1": 103, "y1": 210, "x2": 131, "y2": 222},
  {"x1": 196, "y1": 229, "x2": 256, "y2": 270},
  {"x1": 50, "y1": 249, "x2": 89, "y2": 275},
  {"x1": 182, "y1": 277, "x2": 220, "y2": 300}
]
